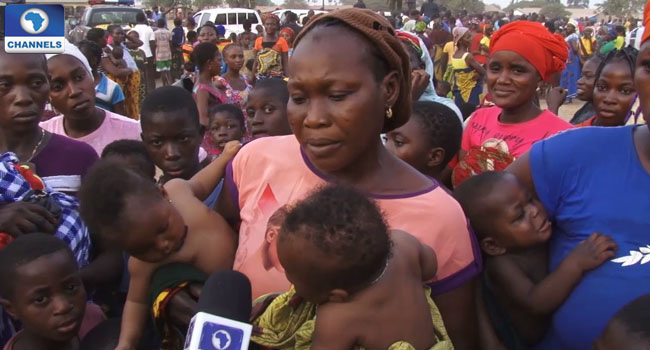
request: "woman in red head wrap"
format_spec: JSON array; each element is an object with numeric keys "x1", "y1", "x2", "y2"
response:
[
  {"x1": 504, "y1": 3, "x2": 650, "y2": 349},
  {"x1": 451, "y1": 21, "x2": 573, "y2": 187}
]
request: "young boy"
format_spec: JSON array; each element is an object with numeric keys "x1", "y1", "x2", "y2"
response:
[
  {"x1": 454, "y1": 171, "x2": 617, "y2": 347},
  {"x1": 275, "y1": 185, "x2": 450, "y2": 350},
  {"x1": 207, "y1": 104, "x2": 246, "y2": 158},
  {"x1": 245, "y1": 78, "x2": 292, "y2": 139},
  {"x1": 182, "y1": 31, "x2": 197, "y2": 63},
  {"x1": 385, "y1": 101, "x2": 462, "y2": 187},
  {"x1": 101, "y1": 139, "x2": 156, "y2": 180},
  {"x1": 154, "y1": 18, "x2": 173, "y2": 86},
  {"x1": 0, "y1": 233, "x2": 106, "y2": 350},
  {"x1": 594, "y1": 294, "x2": 650, "y2": 350},
  {"x1": 79, "y1": 139, "x2": 241, "y2": 350}
]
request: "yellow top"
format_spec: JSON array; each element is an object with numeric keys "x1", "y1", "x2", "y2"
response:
[
  {"x1": 479, "y1": 36, "x2": 490, "y2": 48},
  {"x1": 442, "y1": 41, "x2": 455, "y2": 57}
]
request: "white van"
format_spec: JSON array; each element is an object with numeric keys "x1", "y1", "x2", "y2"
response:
[
  {"x1": 193, "y1": 8, "x2": 262, "y2": 37},
  {"x1": 271, "y1": 9, "x2": 326, "y2": 24}
]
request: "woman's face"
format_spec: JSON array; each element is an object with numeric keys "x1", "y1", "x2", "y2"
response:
[
  {"x1": 280, "y1": 31, "x2": 293, "y2": 46},
  {"x1": 486, "y1": 50, "x2": 541, "y2": 110},
  {"x1": 47, "y1": 55, "x2": 96, "y2": 119},
  {"x1": 287, "y1": 26, "x2": 399, "y2": 173},
  {"x1": 209, "y1": 51, "x2": 223, "y2": 76},
  {"x1": 224, "y1": 46, "x2": 244, "y2": 72},
  {"x1": 593, "y1": 60, "x2": 636, "y2": 127},
  {"x1": 577, "y1": 58, "x2": 600, "y2": 102},
  {"x1": 264, "y1": 18, "x2": 278, "y2": 35},
  {"x1": 111, "y1": 28, "x2": 125, "y2": 44},
  {"x1": 199, "y1": 27, "x2": 218, "y2": 44},
  {"x1": 566, "y1": 24, "x2": 575, "y2": 35},
  {"x1": 635, "y1": 40, "x2": 650, "y2": 126}
]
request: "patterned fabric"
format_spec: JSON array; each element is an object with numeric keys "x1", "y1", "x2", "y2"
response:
[
  {"x1": 155, "y1": 28, "x2": 173, "y2": 62},
  {"x1": 250, "y1": 287, "x2": 454, "y2": 350},
  {"x1": 95, "y1": 73, "x2": 125, "y2": 113},
  {"x1": 0, "y1": 153, "x2": 90, "y2": 266},
  {"x1": 216, "y1": 75, "x2": 252, "y2": 110},
  {"x1": 560, "y1": 33, "x2": 581, "y2": 100}
]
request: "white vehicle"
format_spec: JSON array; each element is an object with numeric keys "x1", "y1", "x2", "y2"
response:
[
  {"x1": 271, "y1": 9, "x2": 327, "y2": 24},
  {"x1": 193, "y1": 8, "x2": 262, "y2": 37}
]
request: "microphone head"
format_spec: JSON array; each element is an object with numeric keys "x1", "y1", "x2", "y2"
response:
[{"x1": 197, "y1": 270, "x2": 252, "y2": 323}]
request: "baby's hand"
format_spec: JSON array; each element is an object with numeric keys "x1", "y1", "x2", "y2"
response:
[
  {"x1": 221, "y1": 141, "x2": 242, "y2": 159},
  {"x1": 567, "y1": 233, "x2": 617, "y2": 271}
]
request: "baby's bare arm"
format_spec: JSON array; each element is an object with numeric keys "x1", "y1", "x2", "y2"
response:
[
  {"x1": 392, "y1": 230, "x2": 437, "y2": 281},
  {"x1": 186, "y1": 141, "x2": 241, "y2": 201},
  {"x1": 312, "y1": 307, "x2": 357, "y2": 350},
  {"x1": 115, "y1": 258, "x2": 156, "y2": 350}
]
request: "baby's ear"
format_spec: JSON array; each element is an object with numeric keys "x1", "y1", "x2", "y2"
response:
[
  {"x1": 480, "y1": 237, "x2": 507, "y2": 256},
  {"x1": 0, "y1": 298, "x2": 16, "y2": 319},
  {"x1": 327, "y1": 289, "x2": 349, "y2": 303}
]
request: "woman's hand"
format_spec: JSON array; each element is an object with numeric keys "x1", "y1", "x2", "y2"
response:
[
  {"x1": 0, "y1": 202, "x2": 57, "y2": 237},
  {"x1": 411, "y1": 69, "x2": 431, "y2": 101}
]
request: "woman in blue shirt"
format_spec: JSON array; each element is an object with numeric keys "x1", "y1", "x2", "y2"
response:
[{"x1": 507, "y1": 13, "x2": 650, "y2": 348}]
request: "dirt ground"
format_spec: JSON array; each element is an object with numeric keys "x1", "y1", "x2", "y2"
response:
[{"x1": 539, "y1": 98, "x2": 580, "y2": 122}]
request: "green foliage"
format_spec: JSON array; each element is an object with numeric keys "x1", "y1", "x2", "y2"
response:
[
  {"x1": 440, "y1": 0, "x2": 484, "y2": 13},
  {"x1": 566, "y1": 0, "x2": 588, "y2": 8},
  {"x1": 539, "y1": 2, "x2": 570, "y2": 17},
  {"x1": 504, "y1": 0, "x2": 548, "y2": 10},
  {"x1": 598, "y1": 0, "x2": 644, "y2": 17}
]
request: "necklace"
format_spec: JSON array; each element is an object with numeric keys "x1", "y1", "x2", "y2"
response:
[
  {"x1": 26, "y1": 128, "x2": 45, "y2": 162},
  {"x1": 370, "y1": 258, "x2": 390, "y2": 285}
]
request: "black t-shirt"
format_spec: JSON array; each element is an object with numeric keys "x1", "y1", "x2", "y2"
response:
[{"x1": 421, "y1": 1, "x2": 439, "y2": 18}]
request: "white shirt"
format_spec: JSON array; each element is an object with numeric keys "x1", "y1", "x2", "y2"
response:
[
  {"x1": 626, "y1": 27, "x2": 644, "y2": 50},
  {"x1": 132, "y1": 24, "x2": 155, "y2": 58}
]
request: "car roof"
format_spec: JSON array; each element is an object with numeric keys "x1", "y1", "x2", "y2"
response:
[
  {"x1": 87, "y1": 6, "x2": 144, "y2": 11},
  {"x1": 197, "y1": 8, "x2": 259, "y2": 13}
]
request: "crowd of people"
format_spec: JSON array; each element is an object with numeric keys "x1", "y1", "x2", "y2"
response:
[{"x1": 0, "y1": 1, "x2": 649, "y2": 350}]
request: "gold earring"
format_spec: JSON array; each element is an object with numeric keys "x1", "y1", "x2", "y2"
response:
[{"x1": 385, "y1": 106, "x2": 393, "y2": 119}]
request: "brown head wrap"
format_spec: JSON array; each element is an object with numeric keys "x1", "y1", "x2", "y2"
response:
[{"x1": 293, "y1": 8, "x2": 412, "y2": 132}]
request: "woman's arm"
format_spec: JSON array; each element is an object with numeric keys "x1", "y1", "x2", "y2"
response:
[
  {"x1": 101, "y1": 56, "x2": 132, "y2": 79},
  {"x1": 465, "y1": 54, "x2": 485, "y2": 76},
  {"x1": 433, "y1": 279, "x2": 479, "y2": 350},
  {"x1": 195, "y1": 88, "x2": 210, "y2": 128}
]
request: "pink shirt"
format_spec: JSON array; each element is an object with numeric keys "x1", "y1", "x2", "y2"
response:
[
  {"x1": 461, "y1": 106, "x2": 573, "y2": 158},
  {"x1": 228, "y1": 135, "x2": 481, "y2": 299},
  {"x1": 40, "y1": 109, "x2": 141, "y2": 155}
]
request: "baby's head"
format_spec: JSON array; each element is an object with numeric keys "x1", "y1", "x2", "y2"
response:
[
  {"x1": 278, "y1": 185, "x2": 392, "y2": 304},
  {"x1": 246, "y1": 78, "x2": 292, "y2": 139},
  {"x1": 140, "y1": 86, "x2": 202, "y2": 180},
  {"x1": 454, "y1": 171, "x2": 552, "y2": 256},
  {"x1": 385, "y1": 101, "x2": 462, "y2": 179},
  {"x1": 594, "y1": 294, "x2": 650, "y2": 350},
  {"x1": 101, "y1": 139, "x2": 156, "y2": 180},
  {"x1": 112, "y1": 46, "x2": 124, "y2": 60},
  {"x1": 209, "y1": 104, "x2": 246, "y2": 152},
  {"x1": 262, "y1": 206, "x2": 290, "y2": 272},
  {"x1": 79, "y1": 159, "x2": 187, "y2": 263},
  {"x1": 0, "y1": 234, "x2": 86, "y2": 344}
]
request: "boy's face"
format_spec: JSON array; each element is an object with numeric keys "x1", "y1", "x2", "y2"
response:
[
  {"x1": 240, "y1": 34, "x2": 251, "y2": 47},
  {"x1": 209, "y1": 112, "x2": 245, "y2": 152},
  {"x1": 0, "y1": 52, "x2": 49, "y2": 134},
  {"x1": 141, "y1": 110, "x2": 202, "y2": 180},
  {"x1": 481, "y1": 174, "x2": 552, "y2": 254},
  {"x1": 119, "y1": 194, "x2": 188, "y2": 263},
  {"x1": 385, "y1": 117, "x2": 433, "y2": 174},
  {"x1": 1, "y1": 250, "x2": 86, "y2": 342},
  {"x1": 245, "y1": 88, "x2": 291, "y2": 139},
  {"x1": 47, "y1": 55, "x2": 96, "y2": 119}
]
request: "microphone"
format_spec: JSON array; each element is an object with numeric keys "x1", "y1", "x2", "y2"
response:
[{"x1": 184, "y1": 270, "x2": 253, "y2": 350}]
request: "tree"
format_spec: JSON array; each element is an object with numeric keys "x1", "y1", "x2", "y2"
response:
[
  {"x1": 598, "y1": 0, "x2": 644, "y2": 17},
  {"x1": 442, "y1": 0, "x2": 484, "y2": 13},
  {"x1": 282, "y1": 0, "x2": 309, "y2": 8},
  {"x1": 144, "y1": 0, "x2": 193, "y2": 13},
  {"x1": 539, "y1": 2, "x2": 570, "y2": 18}
]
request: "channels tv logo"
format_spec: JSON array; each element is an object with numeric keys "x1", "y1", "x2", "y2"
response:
[
  {"x1": 5, "y1": 4, "x2": 64, "y2": 53},
  {"x1": 184, "y1": 312, "x2": 251, "y2": 350}
]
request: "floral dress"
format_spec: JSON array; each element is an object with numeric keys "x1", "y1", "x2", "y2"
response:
[{"x1": 215, "y1": 75, "x2": 252, "y2": 111}]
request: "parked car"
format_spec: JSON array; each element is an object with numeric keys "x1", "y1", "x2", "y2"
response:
[
  {"x1": 68, "y1": 5, "x2": 145, "y2": 44},
  {"x1": 192, "y1": 8, "x2": 262, "y2": 38}
]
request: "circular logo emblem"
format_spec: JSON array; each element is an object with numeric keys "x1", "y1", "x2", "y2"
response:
[
  {"x1": 20, "y1": 9, "x2": 49, "y2": 35},
  {"x1": 211, "y1": 330, "x2": 232, "y2": 349}
]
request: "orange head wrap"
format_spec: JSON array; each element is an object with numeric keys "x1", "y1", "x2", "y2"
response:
[
  {"x1": 642, "y1": 0, "x2": 650, "y2": 44},
  {"x1": 490, "y1": 21, "x2": 568, "y2": 81}
]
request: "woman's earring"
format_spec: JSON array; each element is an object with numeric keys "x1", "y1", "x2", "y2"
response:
[{"x1": 385, "y1": 106, "x2": 393, "y2": 119}]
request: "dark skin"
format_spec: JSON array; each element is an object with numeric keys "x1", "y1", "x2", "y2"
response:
[
  {"x1": 222, "y1": 45, "x2": 248, "y2": 92},
  {"x1": 77, "y1": 45, "x2": 126, "y2": 116},
  {"x1": 478, "y1": 174, "x2": 616, "y2": 345},
  {"x1": 141, "y1": 110, "x2": 204, "y2": 183},
  {"x1": 221, "y1": 25, "x2": 479, "y2": 350},
  {"x1": 245, "y1": 88, "x2": 291, "y2": 139},
  {"x1": 453, "y1": 32, "x2": 485, "y2": 78},
  {"x1": 208, "y1": 112, "x2": 245, "y2": 152},
  {"x1": 458, "y1": 50, "x2": 542, "y2": 162},
  {"x1": 100, "y1": 28, "x2": 133, "y2": 79},
  {"x1": 195, "y1": 47, "x2": 223, "y2": 128},
  {"x1": 592, "y1": 60, "x2": 636, "y2": 127},
  {"x1": 593, "y1": 320, "x2": 649, "y2": 350},
  {"x1": 253, "y1": 18, "x2": 289, "y2": 77},
  {"x1": 547, "y1": 57, "x2": 601, "y2": 115},
  {"x1": 0, "y1": 52, "x2": 58, "y2": 236},
  {"x1": 47, "y1": 55, "x2": 106, "y2": 139},
  {"x1": 0, "y1": 250, "x2": 86, "y2": 350}
]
